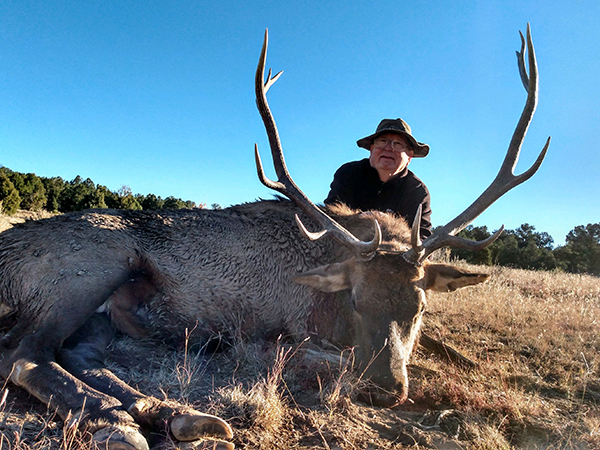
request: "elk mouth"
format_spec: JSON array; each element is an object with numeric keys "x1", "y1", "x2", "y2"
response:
[{"x1": 357, "y1": 383, "x2": 408, "y2": 408}]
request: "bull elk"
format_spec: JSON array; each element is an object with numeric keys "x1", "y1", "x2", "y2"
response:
[{"x1": 0, "y1": 25, "x2": 548, "y2": 449}]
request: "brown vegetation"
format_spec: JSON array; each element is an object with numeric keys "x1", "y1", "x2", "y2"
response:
[
  {"x1": 0, "y1": 210, "x2": 54, "y2": 233},
  {"x1": 1, "y1": 215, "x2": 598, "y2": 450}
]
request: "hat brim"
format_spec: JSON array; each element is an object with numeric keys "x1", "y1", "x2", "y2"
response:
[{"x1": 357, "y1": 131, "x2": 429, "y2": 157}]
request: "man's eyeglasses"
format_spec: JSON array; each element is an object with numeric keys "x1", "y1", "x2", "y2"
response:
[{"x1": 373, "y1": 137, "x2": 410, "y2": 152}]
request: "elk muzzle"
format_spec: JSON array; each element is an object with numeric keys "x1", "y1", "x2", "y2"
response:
[{"x1": 354, "y1": 319, "x2": 416, "y2": 407}]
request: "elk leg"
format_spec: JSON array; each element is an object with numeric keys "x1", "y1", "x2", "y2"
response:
[
  {"x1": 104, "y1": 271, "x2": 157, "y2": 339},
  {"x1": 0, "y1": 327, "x2": 149, "y2": 450},
  {"x1": 58, "y1": 313, "x2": 234, "y2": 443}
]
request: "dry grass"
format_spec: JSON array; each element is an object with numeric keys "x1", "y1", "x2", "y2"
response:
[
  {"x1": 415, "y1": 263, "x2": 600, "y2": 449},
  {"x1": 0, "y1": 210, "x2": 54, "y2": 233},
  {"x1": 1, "y1": 249, "x2": 599, "y2": 448}
]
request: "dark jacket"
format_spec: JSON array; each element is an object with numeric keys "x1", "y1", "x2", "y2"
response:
[{"x1": 325, "y1": 158, "x2": 432, "y2": 238}]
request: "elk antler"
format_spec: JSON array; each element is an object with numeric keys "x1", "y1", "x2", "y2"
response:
[
  {"x1": 254, "y1": 29, "x2": 382, "y2": 258},
  {"x1": 403, "y1": 24, "x2": 550, "y2": 265}
]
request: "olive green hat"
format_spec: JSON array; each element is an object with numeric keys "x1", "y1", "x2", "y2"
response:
[{"x1": 356, "y1": 118, "x2": 430, "y2": 157}]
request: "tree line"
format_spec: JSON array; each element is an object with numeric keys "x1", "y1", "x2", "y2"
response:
[
  {"x1": 450, "y1": 223, "x2": 600, "y2": 276},
  {"x1": 0, "y1": 166, "x2": 201, "y2": 215},
  {"x1": 1, "y1": 166, "x2": 598, "y2": 276}
]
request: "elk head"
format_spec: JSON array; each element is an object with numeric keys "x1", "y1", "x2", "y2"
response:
[{"x1": 254, "y1": 26, "x2": 549, "y2": 406}]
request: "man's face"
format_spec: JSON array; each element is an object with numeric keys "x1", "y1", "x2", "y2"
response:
[{"x1": 369, "y1": 133, "x2": 414, "y2": 180}]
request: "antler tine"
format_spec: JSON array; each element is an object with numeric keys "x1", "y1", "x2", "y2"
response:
[
  {"x1": 516, "y1": 30, "x2": 529, "y2": 90},
  {"x1": 425, "y1": 226, "x2": 505, "y2": 253},
  {"x1": 254, "y1": 143, "x2": 283, "y2": 191},
  {"x1": 254, "y1": 29, "x2": 382, "y2": 258},
  {"x1": 403, "y1": 24, "x2": 550, "y2": 265},
  {"x1": 410, "y1": 205, "x2": 424, "y2": 258},
  {"x1": 499, "y1": 23, "x2": 543, "y2": 180}
]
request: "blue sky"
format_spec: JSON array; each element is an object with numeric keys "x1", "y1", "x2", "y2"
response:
[{"x1": 1, "y1": 1, "x2": 598, "y2": 246}]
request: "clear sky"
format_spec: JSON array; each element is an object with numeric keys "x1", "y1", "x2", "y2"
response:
[{"x1": 1, "y1": 1, "x2": 598, "y2": 246}]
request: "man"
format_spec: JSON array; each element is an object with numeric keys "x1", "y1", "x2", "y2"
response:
[{"x1": 325, "y1": 118, "x2": 432, "y2": 238}]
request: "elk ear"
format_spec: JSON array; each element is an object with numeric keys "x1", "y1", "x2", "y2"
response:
[
  {"x1": 421, "y1": 264, "x2": 489, "y2": 292},
  {"x1": 292, "y1": 259, "x2": 356, "y2": 292}
]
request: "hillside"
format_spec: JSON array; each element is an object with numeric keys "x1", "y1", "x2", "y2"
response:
[{"x1": 0, "y1": 209, "x2": 54, "y2": 233}]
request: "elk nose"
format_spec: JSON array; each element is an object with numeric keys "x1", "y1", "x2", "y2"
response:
[{"x1": 357, "y1": 382, "x2": 408, "y2": 408}]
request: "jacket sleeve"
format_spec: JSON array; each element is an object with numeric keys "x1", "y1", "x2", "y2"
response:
[
  {"x1": 401, "y1": 182, "x2": 432, "y2": 239},
  {"x1": 418, "y1": 190, "x2": 433, "y2": 239},
  {"x1": 324, "y1": 164, "x2": 357, "y2": 207}
]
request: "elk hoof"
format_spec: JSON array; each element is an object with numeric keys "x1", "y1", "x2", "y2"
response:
[
  {"x1": 176, "y1": 439, "x2": 235, "y2": 450},
  {"x1": 170, "y1": 412, "x2": 233, "y2": 442},
  {"x1": 92, "y1": 425, "x2": 149, "y2": 450}
]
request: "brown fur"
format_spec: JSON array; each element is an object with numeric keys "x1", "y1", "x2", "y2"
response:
[{"x1": 0, "y1": 199, "x2": 489, "y2": 446}]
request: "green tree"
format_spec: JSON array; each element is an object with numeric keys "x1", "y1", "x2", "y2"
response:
[
  {"x1": 492, "y1": 233, "x2": 520, "y2": 267},
  {"x1": 98, "y1": 186, "x2": 120, "y2": 209},
  {"x1": 141, "y1": 194, "x2": 164, "y2": 210},
  {"x1": 41, "y1": 176, "x2": 65, "y2": 212},
  {"x1": 134, "y1": 194, "x2": 146, "y2": 208},
  {"x1": 0, "y1": 171, "x2": 21, "y2": 215},
  {"x1": 116, "y1": 186, "x2": 142, "y2": 210},
  {"x1": 59, "y1": 176, "x2": 105, "y2": 211},
  {"x1": 162, "y1": 196, "x2": 186, "y2": 210},
  {"x1": 120, "y1": 195, "x2": 142, "y2": 210},
  {"x1": 15, "y1": 173, "x2": 47, "y2": 211},
  {"x1": 452, "y1": 223, "x2": 559, "y2": 271},
  {"x1": 450, "y1": 225, "x2": 493, "y2": 265},
  {"x1": 554, "y1": 223, "x2": 600, "y2": 275},
  {"x1": 7, "y1": 171, "x2": 24, "y2": 192},
  {"x1": 513, "y1": 223, "x2": 554, "y2": 250},
  {"x1": 491, "y1": 224, "x2": 558, "y2": 270},
  {"x1": 81, "y1": 190, "x2": 108, "y2": 210}
]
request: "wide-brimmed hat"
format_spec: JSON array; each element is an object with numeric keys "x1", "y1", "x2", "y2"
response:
[{"x1": 356, "y1": 118, "x2": 430, "y2": 157}]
